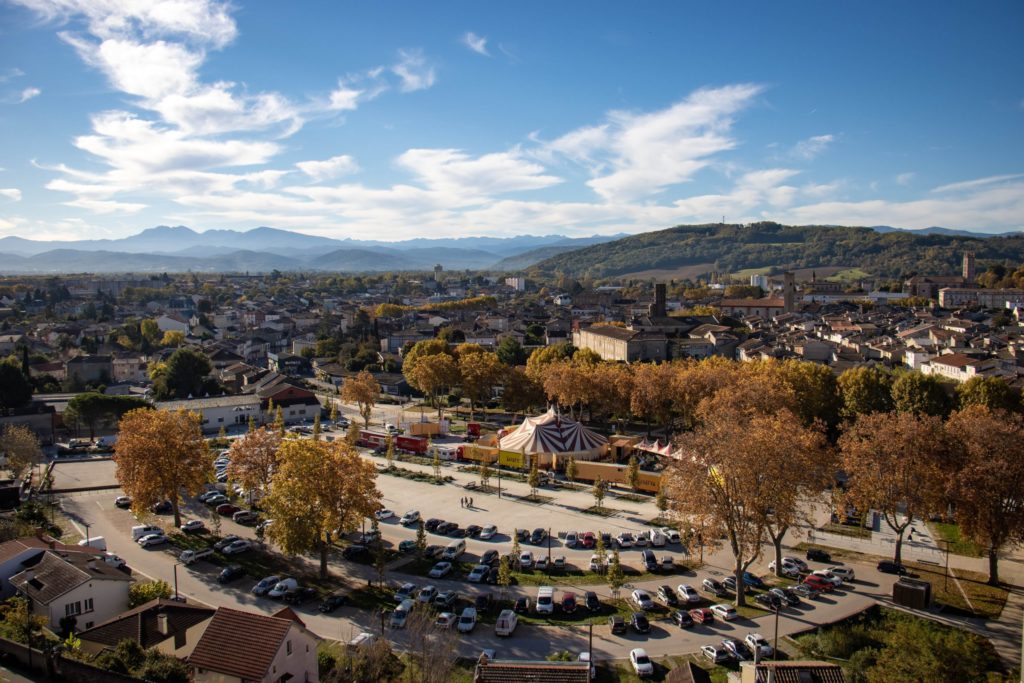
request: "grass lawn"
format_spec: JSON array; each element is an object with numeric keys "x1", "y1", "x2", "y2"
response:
[
  {"x1": 582, "y1": 506, "x2": 619, "y2": 517},
  {"x1": 826, "y1": 268, "x2": 872, "y2": 283},
  {"x1": 820, "y1": 522, "x2": 872, "y2": 539},
  {"x1": 930, "y1": 521, "x2": 983, "y2": 557},
  {"x1": 904, "y1": 562, "x2": 1008, "y2": 619}
]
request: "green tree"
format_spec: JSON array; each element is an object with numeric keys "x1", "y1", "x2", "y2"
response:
[
  {"x1": 138, "y1": 651, "x2": 190, "y2": 683},
  {"x1": 479, "y1": 459, "x2": 491, "y2": 488},
  {"x1": 956, "y1": 375, "x2": 1021, "y2": 412},
  {"x1": 497, "y1": 555, "x2": 512, "y2": 600},
  {"x1": 593, "y1": 534, "x2": 608, "y2": 574},
  {"x1": 592, "y1": 476, "x2": 606, "y2": 510},
  {"x1": 626, "y1": 455, "x2": 640, "y2": 492},
  {"x1": 867, "y1": 616, "x2": 1001, "y2": 683},
  {"x1": 565, "y1": 456, "x2": 577, "y2": 486},
  {"x1": 511, "y1": 533, "x2": 522, "y2": 568},
  {"x1": 129, "y1": 580, "x2": 172, "y2": 607},
  {"x1": 416, "y1": 519, "x2": 427, "y2": 555},
  {"x1": 152, "y1": 347, "x2": 213, "y2": 399},
  {"x1": 65, "y1": 392, "x2": 152, "y2": 440},
  {"x1": 891, "y1": 371, "x2": 952, "y2": 417},
  {"x1": 527, "y1": 458, "x2": 540, "y2": 499},
  {"x1": 496, "y1": 337, "x2": 527, "y2": 366},
  {"x1": 0, "y1": 358, "x2": 32, "y2": 415},
  {"x1": 837, "y1": 366, "x2": 893, "y2": 419},
  {"x1": 655, "y1": 486, "x2": 669, "y2": 521},
  {"x1": 607, "y1": 549, "x2": 625, "y2": 599}
]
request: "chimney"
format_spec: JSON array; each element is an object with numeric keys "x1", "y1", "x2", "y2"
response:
[{"x1": 156, "y1": 612, "x2": 170, "y2": 636}]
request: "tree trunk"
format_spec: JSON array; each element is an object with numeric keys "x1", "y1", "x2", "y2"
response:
[
  {"x1": 319, "y1": 541, "x2": 329, "y2": 579},
  {"x1": 893, "y1": 529, "x2": 905, "y2": 565},
  {"x1": 171, "y1": 498, "x2": 181, "y2": 528},
  {"x1": 988, "y1": 546, "x2": 1000, "y2": 586},
  {"x1": 734, "y1": 563, "x2": 746, "y2": 607},
  {"x1": 772, "y1": 534, "x2": 785, "y2": 577}
]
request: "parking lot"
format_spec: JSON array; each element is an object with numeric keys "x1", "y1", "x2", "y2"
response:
[{"x1": 50, "y1": 457, "x2": 118, "y2": 491}]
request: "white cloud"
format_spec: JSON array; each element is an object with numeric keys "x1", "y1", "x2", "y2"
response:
[
  {"x1": 328, "y1": 83, "x2": 363, "y2": 111},
  {"x1": 462, "y1": 32, "x2": 489, "y2": 56},
  {"x1": 932, "y1": 173, "x2": 1024, "y2": 194},
  {"x1": 895, "y1": 172, "x2": 915, "y2": 186},
  {"x1": 64, "y1": 197, "x2": 146, "y2": 214},
  {"x1": 392, "y1": 49, "x2": 436, "y2": 92},
  {"x1": 0, "y1": 68, "x2": 25, "y2": 83},
  {"x1": 396, "y1": 148, "x2": 561, "y2": 198},
  {"x1": 296, "y1": 155, "x2": 360, "y2": 181},
  {"x1": 18, "y1": 87, "x2": 41, "y2": 102},
  {"x1": 790, "y1": 134, "x2": 834, "y2": 160},
  {"x1": 0, "y1": 188, "x2": 22, "y2": 201},
  {"x1": 544, "y1": 84, "x2": 764, "y2": 202}
]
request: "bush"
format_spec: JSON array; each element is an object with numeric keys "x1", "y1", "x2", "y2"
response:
[
  {"x1": 128, "y1": 580, "x2": 172, "y2": 607},
  {"x1": 318, "y1": 650, "x2": 337, "y2": 676}
]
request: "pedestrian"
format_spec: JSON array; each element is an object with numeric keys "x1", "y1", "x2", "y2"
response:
[
  {"x1": 460, "y1": 497, "x2": 465, "y2": 508},
  {"x1": 470, "y1": 496, "x2": 474, "y2": 508}
]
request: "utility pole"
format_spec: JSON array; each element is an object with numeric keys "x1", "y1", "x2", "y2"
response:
[
  {"x1": 83, "y1": 522, "x2": 90, "y2": 545},
  {"x1": 588, "y1": 622, "x2": 593, "y2": 675},
  {"x1": 773, "y1": 602, "x2": 780, "y2": 660},
  {"x1": 173, "y1": 563, "x2": 180, "y2": 600},
  {"x1": 547, "y1": 527, "x2": 552, "y2": 572},
  {"x1": 496, "y1": 433, "x2": 502, "y2": 499}
]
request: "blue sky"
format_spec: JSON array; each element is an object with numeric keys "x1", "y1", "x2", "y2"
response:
[{"x1": 1, "y1": 0, "x2": 1022, "y2": 241}]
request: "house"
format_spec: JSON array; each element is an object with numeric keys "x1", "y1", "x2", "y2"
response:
[
  {"x1": 0, "y1": 535, "x2": 101, "y2": 600},
  {"x1": 77, "y1": 598, "x2": 216, "y2": 658},
  {"x1": 259, "y1": 384, "x2": 322, "y2": 424},
  {"x1": 157, "y1": 394, "x2": 262, "y2": 432},
  {"x1": 189, "y1": 606, "x2": 319, "y2": 683},
  {"x1": 10, "y1": 550, "x2": 131, "y2": 631},
  {"x1": 65, "y1": 355, "x2": 113, "y2": 385},
  {"x1": 473, "y1": 656, "x2": 591, "y2": 683},
  {"x1": 156, "y1": 314, "x2": 190, "y2": 334},
  {"x1": 731, "y1": 660, "x2": 846, "y2": 683},
  {"x1": 572, "y1": 326, "x2": 668, "y2": 363}
]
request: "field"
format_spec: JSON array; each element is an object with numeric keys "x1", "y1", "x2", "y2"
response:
[
  {"x1": 930, "y1": 521, "x2": 984, "y2": 558},
  {"x1": 617, "y1": 263, "x2": 715, "y2": 280}
]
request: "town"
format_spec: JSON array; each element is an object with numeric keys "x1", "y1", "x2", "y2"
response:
[{"x1": 0, "y1": 250, "x2": 1022, "y2": 683}]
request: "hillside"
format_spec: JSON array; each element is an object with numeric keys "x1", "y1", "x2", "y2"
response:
[{"x1": 528, "y1": 223, "x2": 1024, "y2": 280}]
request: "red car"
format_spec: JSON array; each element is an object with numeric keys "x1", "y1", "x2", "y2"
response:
[
  {"x1": 216, "y1": 503, "x2": 241, "y2": 516},
  {"x1": 561, "y1": 592, "x2": 577, "y2": 614},
  {"x1": 803, "y1": 575, "x2": 834, "y2": 592},
  {"x1": 580, "y1": 532, "x2": 596, "y2": 549},
  {"x1": 689, "y1": 607, "x2": 715, "y2": 624}
]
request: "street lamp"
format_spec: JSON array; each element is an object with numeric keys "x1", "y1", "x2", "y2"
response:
[
  {"x1": 773, "y1": 601, "x2": 780, "y2": 660},
  {"x1": 496, "y1": 432, "x2": 502, "y2": 499},
  {"x1": 937, "y1": 539, "x2": 951, "y2": 591},
  {"x1": 173, "y1": 562, "x2": 180, "y2": 600}
]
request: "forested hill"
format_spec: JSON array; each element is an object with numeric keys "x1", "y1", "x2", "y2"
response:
[{"x1": 527, "y1": 223, "x2": 1024, "y2": 280}]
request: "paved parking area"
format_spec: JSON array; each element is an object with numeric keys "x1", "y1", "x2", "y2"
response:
[{"x1": 50, "y1": 458, "x2": 118, "y2": 491}]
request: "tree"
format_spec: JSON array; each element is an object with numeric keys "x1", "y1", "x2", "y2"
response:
[
  {"x1": 500, "y1": 367, "x2": 544, "y2": 419},
  {"x1": 891, "y1": 371, "x2": 952, "y2": 417},
  {"x1": 945, "y1": 406, "x2": 1024, "y2": 584},
  {"x1": 593, "y1": 534, "x2": 608, "y2": 574},
  {"x1": 479, "y1": 459, "x2": 491, "y2": 488},
  {"x1": 607, "y1": 549, "x2": 625, "y2": 599},
  {"x1": 459, "y1": 351, "x2": 504, "y2": 419},
  {"x1": 226, "y1": 427, "x2": 282, "y2": 502},
  {"x1": 140, "y1": 319, "x2": 160, "y2": 343},
  {"x1": 525, "y1": 342, "x2": 573, "y2": 381},
  {"x1": 342, "y1": 371, "x2": 381, "y2": 427},
  {"x1": 407, "y1": 354, "x2": 460, "y2": 419},
  {"x1": 138, "y1": 650, "x2": 190, "y2": 683},
  {"x1": 496, "y1": 337, "x2": 527, "y2": 366},
  {"x1": 840, "y1": 411, "x2": 950, "y2": 565},
  {"x1": 592, "y1": 476, "x2": 606, "y2": 510},
  {"x1": 655, "y1": 486, "x2": 669, "y2": 522},
  {"x1": 432, "y1": 449, "x2": 441, "y2": 480},
  {"x1": 129, "y1": 580, "x2": 172, "y2": 607},
  {"x1": 626, "y1": 455, "x2": 640, "y2": 492},
  {"x1": 0, "y1": 359, "x2": 32, "y2": 415},
  {"x1": 867, "y1": 615, "x2": 1002, "y2": 683},
  {"x1": 837, "y1": 366, "x2": 893, "y2": 419},
  {"x1": 275, "y1": 406, "x2": 285, "y2": 435},
  {"x1": 0, "y1": 597, "x2": 46, "y2": 645},
  {"x1": 385, "y1": 434, "x2": 394, "y2": 469},
  {"x1": 346, "y1": 421, "x2": 361, "y2": 447},
  {"x1": 0, "y1": 425, "x2": 41, "y2": 479},
  {"x1": 630, "y1": 363, "x2": 676, "y2": 433},
  {"x1": 956, "y1": 375, "x2": 1021, "y2": 412},
  {"x1": 152, "y1": 347, "x2": 213, "y2": 399},
  {"x1": 264, "y1": 439, "x2": 381, "y2": 578},
  {"x1": 511, "y1": 533, "x2": 522, "y2": 569},
  {"x1": 114, "y1": 409, "x2": 211, "y2": 527},
  {"x1": 65, "y1": 392, "x2": 152, "y2": 440},
  {"x1": 401, "y1": 339, "x2": 451, "y2": 381},
  {"x1": 415, "y1": 519, "x2": 427, "y2": 555},
  {"x1": 329, "y1": 401, "x2": 338, "y2": 424},
  {"x1": 763, "y1": 359, "x2": 841, "y2": 431},
  {"x1": 160, "y1": 330, "x2": 185, "y2": 347},
  {"x1": 497, "y1": 555, "x2": 512, "y2": 600},
  {"x1": 404, "y1": 603, "x2": 459, "y2": 683},
  {"x1": 313, "y1": 414, "x2": 321, "y2": 440},
  {"x1": 565, "y1": 456, "x2": 577, "y2": 486},
  {"x1": 527, "y1": 458, "x2": 540, "y2": 499}
]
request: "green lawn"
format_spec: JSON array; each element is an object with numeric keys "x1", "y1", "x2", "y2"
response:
[
  {"x1": 826, "y1": 268, "x2": 871, "y2": 283},
  {"x1": 930, "y1": 522, "x2": 983, "y2": 558},
  {"x1": 904, "y1": 562, "x2": 1008, "y2": 620}
]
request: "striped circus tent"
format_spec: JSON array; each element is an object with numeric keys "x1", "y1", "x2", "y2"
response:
[{"x1": 500, "y1": 408, "x2": 608, "y2": 464}]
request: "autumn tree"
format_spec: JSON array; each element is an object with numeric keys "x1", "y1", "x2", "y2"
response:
[
  {"x1": 956, "y1": 375, "x2": 1021, "y2": 412},
  {"x1": 458, "y1": 351, "x2": 504, "y2": 419},
  {"x1": 479, "y1": 459, "x2": 491, "y2": 488},
  {"x1": 385, "y1": 434, "x2": 394, "y2": 469},
  {"x1": 839, "y1": 411, "x2": 950, "y2": 565},
  {"x1": 407, "y1": 353, "x2": 459, "y2": 419},
  {"x1": 945, "y1": 406, "x2": 1024, "y2": 584},
  {"x1": 263, "y1": 439, "x2": 381, "y2": 578},
  {"x1": 501, "y1": 367, "x2": 545, "y2": 419},
  {"x1": 527, "y1": 458, "x2": 541, "y2": 499},
  {"x1": 759, "y1": 359, "x2": 841, "y2": 430},
  {"x1": 565, "y1": 456, "x2": 577, "y2": 486},
  {"x1": 592, "y1": 476, "x2": 606, "y2": 510},
  {"x1": 837, "y1": 366, "x2": 893, "y2": 419},
  {"x1": 401, "y1": 339, "x2": 451, "y2": 381},
  {"x1": 0, "y1": 425, "x2": 42, "y2": 479},
  {"x1": 342, "y1": 371, "x2": 381, "y2": 427},
  {"x1": 891, "y1": 371, "x2": 952, "y2": 417},
  {"x1": 160, "y1": 330, "x2": 185, "y2": 348},
  {"x1": 630, "y1": 363, "x2": 677, "y2": 434},
  {"x1": 525, "y1": 342, "x2": 573, "y2": 381},
  {"x1": 114, "y1": 409, "x2": 211, "y2": 527},
  {"x1": 226, "y1": 427, "x2": 282, "y2": 502}
]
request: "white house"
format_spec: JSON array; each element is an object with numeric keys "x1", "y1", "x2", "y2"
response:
[
  {"x1": 156, "y1": 314, "x2": 189, "y2": 334},
  {"x1": 157, "y1": 394, "x2": 262, "y2": 432},
  {"x1": 10, "y1": 550, "x2": 131, "y2": 631},
  {"x1": 0, "y1": 537, "x2": 99, "y2": 600},
  {"x1": 189, "y1": 606, "x2": 320, "y2": 683}
]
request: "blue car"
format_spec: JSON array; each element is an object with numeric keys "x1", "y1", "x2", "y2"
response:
[{"x1": 742, "y1": 572, "x2": 765, "y2": 588}]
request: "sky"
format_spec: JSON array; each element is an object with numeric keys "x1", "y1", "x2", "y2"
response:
[{"x1": 0, "y1": 1, "x2": 1022, "y2": 242}]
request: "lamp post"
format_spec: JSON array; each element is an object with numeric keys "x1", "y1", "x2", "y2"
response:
[
  {"x1": 773, "y1": 601, "x2": 780, "y2": 660},
  {"x1": 83, "y1": 522, "x2": 90, "y2": 546},
  {"x1": 496, "y1": 432, "x2": 502, "y2": 499},
  {"x1": 173, "y1": 562, "x2": 180, "y2": 600},
  {"x1": 937, "y1": 539, "x2": 951, "y2": 591}
]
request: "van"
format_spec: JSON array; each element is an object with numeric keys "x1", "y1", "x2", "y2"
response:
[
  {"x1": 180, "y1": 547, "x2": 214, "y2": 565},
  {"x1": 648, "y1": 530, "x2": 666, "y2": 547},
  {"x1": 78, "y1": 536, "x2": 107, "y2": 551},
  {"x1": 457, "y1": 607, "x2": 477, "y2": 633},
  {"x1": 536, "y1": 586, "x2": 555, "y2": 615},
  {"x1": 131, "y1": 525, "x2": 163, "y2": 541},
  {"x1": 390, "y1": 599, "x2": 414, "y2": 629},
  {"x1": 495, "y1": 609, "x2": 518, "y2": 636},
  {"x1": 442, "y1": 539, "x2": 466, "y2": 561}
]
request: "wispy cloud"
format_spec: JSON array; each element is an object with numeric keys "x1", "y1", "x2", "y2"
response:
[
  {"x1": 0, "y1": 188, "x2": 22, "y2": 201},
  {"x1": 18, "y1": 87, "x2": 41, "y2": 102},
  {"x1": 790, "y1": 134, "x2": 834, "y2": 160},
  {"x1": 462, "y1": 32, "x2": 489, "y2": 56},
  {"x1": 932, "y1": 173, "x2": 1024, "y2": 193},
  {"x1": 895, "y1": 172, "x2": 915, "y2": 186},
  {"x1": 0, "y1": 68, "x2": 25, "y2": 83},
  {"x1": 296, "y1": 155, "x2": 359, "y2": 181},
  {"x1": 392, "y1": 49, "x2": 436, "y2": 92}
]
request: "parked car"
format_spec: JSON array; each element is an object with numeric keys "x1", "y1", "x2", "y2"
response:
[
  {"x1": 802, "y1": 575, "x2": 834, "y2": 592},
  {"x1": 204, "y1": 493, "x2": 229, "y2": 506},
  {"x1": 222, "y1": 539, "x2": 252, "y2": 555},
  {"x1": 630, "y1": 612, "x2": 651, "y2": 634},
  {"x1": 783, "y1": 556, "x2": 809, "y2": 572},
  {"x1": 319, "y1": 594, "x2": 348, "y2": 612},
  {"x1": 768, "y1": 559, "x2": 802, "y2": 578},
  {"x1": 616, "y1": 532, "x2": 635, "y2": 548},
  {"x1": 561, "y1": 592, "x2": 577, "y2": 614},
  {"x1": 519, "y1": 551, "x2": 534, "y2": 569},
  {"x1": 233, "y1": 510, "x2": 258, "y2": 525},
  {"x1": 581, "y1": 532, "x2": 597, "y2": 549},
  {"x1": 429, "y1": 561, "x2": 453, "y2": 578},
  {"x1": 742, "y1": 571, "x2": 765, "y2": 588},
  {"x1": 877, "y1": 560, "x2": 908, "y2": 575},
  {"x1": 755, "y1": 592, "x2": 782, "y2": 609},
  {"x1": 343, "y1": 544, "x2": 368, "y2": 560},
  {"x1": 424, "y1": 518, "x2": 442, "y2": 532},
  {"x1": 677, "y1": 584, "x2": 701, "y2": 603},
  {"x1": 553, "y1": 555, "x2": 567, "y2": 571},
  {"x1": 284, "y1": 587, "x2": 317, "y2": 605},
  {"x1": 657, "y1": 585, "x2": 678, "y2": 606},
  {"x1": 179, "y1": 547, "x2": 213, "y2": 565},
  {"x1": 689, "y1": 608, "x2": 714, "y2": 625},
  {"x1": 485, "y1": 567, "x2": 501, "y2": 584},
  {"x1": 701, "y1": 644, "x2": 730, "y2": 664},
  {"x1": 422, "y1": 545, "x2": 444, "y2": 559},
  {"x1": 792, "y1": 583, "x2": 821, "y2": 600},
  {"x1": 395, "y1": 583, "x2": 417, "y2": 602},
  {"x1": 216, "y1": 503, "x2": 240, "y2": 516},
  {"x1": 535, "y1": 556, "x2": 548, "y2": 571},
  {"x1": 722, "y1": 637, "x2": 753, "y2": 662},
  {"x1": 530, "y1": 528, "x2": 547, "y2": 545},
  {"x1": 480, "y1": 524, "x2": 497, "y2": 540},
  {"x1": 564, "y1": 531, "x2": 579, "y2": 548},
  {"x1": 391, "y1": 599, "x2": 414, "y2": 629},
  {"x1": 710, "y1": 603, "x2": 738, "y2": 620},
  {"x1": 584, "y1": 591, "x2": 600, "y2": 611},
  {"x1": 672, "y1": 610, "x2": 694, "y2": 628},
  {"x1": 466, "y1": 525, "x2": 482, "y2": 538},
  {"x1": 150, "y1": 500, "x2": 172, "y2": 514},
  {"x1": 746, "y1": 633, "x2": 774, "y2": 658},
  {"x1": 417, "y1": 586, "x2": 438, "y2": 603},
  {"x1": 398, "y1": 540, "x2": 417, "y2": 553},
  {"x1": 703, "y1": 578, "x2": 728, "y2": 597},
  {"x1": 435, "y1": 612, "x2": 456, "y2": 629},
  {"x1": 400, "y1": 510, "x2": 420, "y2": 526},
  {"x1": 514, "y1": 596, "x2": 531, "y2": 614},
  {"x1": 457, "y1": 607, "x2": 477, "y2": 633},
  {"x1": 179, "y1": 520, "x2": 206, "y2": 534},
  {"x1": 806, "y1": 548, "x2": 832, "y2": 562},
  {"x1": 829, "y1": 566, "x2": 856, "y2": 582},
  {"x1": 467, "y1": 564, "x2": 489, "y2": 583},
  {"x1": 609, "y1": 615, "x2": 627, "y2": 634},
  {"x1": 810, "y1": 569, "x2": 844, "y2": 587},
  {"x1": 474, "y1": 593, "x2": 495, "y2": 613},
  {"x1": 375, "y1": 508, "x2": 394, "y2": 521},
  {"x1": 213, "y1": 535, "x2": 240, "y2": 551},
  {"x1": 114, "y1": 496, "x2": 131, "y2": 508},
  {"x1": 268, "y1": 578, "x2": 298, "y2": 598},
  {"x1": 137, "y1": 533, "x2": 167, "y2": 548},
  {"x1": 630, "y1": 648, "x2": 654, "y2": 677},
  {"x1": 218, "y1": 564, "x2": 245, "y2": 583},
  {"x1": 661, "y1": 527, "x2": 681, "y2": 544},
  {"x1": 771, "y1": 587, "x2": 801, "y2": 606},
  {"x1": 631, "y1": 589, "x2": 654, "y2": 611},
  {"x1": 433, "y1": 590, "x2": 458, "y2": 608}
]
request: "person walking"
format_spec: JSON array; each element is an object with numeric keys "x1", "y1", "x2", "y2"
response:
[{"x1": 470, "y1": 496, "x2": 474, "y2": 508}]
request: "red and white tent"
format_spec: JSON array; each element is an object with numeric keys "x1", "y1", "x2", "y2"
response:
[{"x1": 499, "y1": 409, "x2": 607, "y2": 463}]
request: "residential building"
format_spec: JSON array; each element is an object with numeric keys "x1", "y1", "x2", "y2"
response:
[
  {"x1": 572, "y1": 325, "x2": 668, "y2": 363},
  {"x1": 938, "y1": 287, "x2": 1024, "y2": 309},
  {"x1": 65, "y1": 355, "x2": 113, "y2": 385},
  {"x1": 189, "y1": 606, "x2": 319, "y2": 683},
  {"x1": 77, "y1": 598, "x2": 216, "y2": 658},
  {"x1": 157, "y1": 394, "x2": 262, "y2": 432},
  {"x1": 731, "y1": 660, "x2": 846, "y2": 683}
]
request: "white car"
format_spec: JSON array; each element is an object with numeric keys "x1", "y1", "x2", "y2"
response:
[
  {"x1": 480, "y1": 524, "x2": 497, "y2": 540},
  {"x1": 114, "y1": 495, "x2": 131, "y2": 508},
  {"x1": 103, "y1": 553, "x2": 126, "y2": 569},
  {"x1": 435, "y1": 611, "x2": 456, "y2": 629},
  {"x1": 631, "y1": 589, "x2": 654, "y2": 611},
  {"x1": 268, "y1": 578, "x2": 298, "y2": 598},
  {"x1": 769, "y1": 559, "x2": 802, "y2": 578},
  {"x1": 629, "y1": 648, "x2": 654, "y2": 677},
  {"x1": 589, "y1": 554, "x2": 605, "y2": 572},
  {"x1": 375, "y1": 508, "x2": 395, "y2": 521},
  {"x1": 676, "y1": 584, "x2": 701, "y2": 603},
  {"x1": 711, "y1": 603, "x2": 738, "y2": 620},
  {"x1": 616, "y1": 532, "x2": 635, "y2": 548},
  {"x1": 783, "y1": 555, "x2": 808, "y2": 571},
  {"x1": 811, "y1": 569, "x2": 844, "y2": 587},
  {"x1": 746, "y1": 633, "x2": 774, "y2": 658},
  {"x1": 467, "y1": 564, "x2": 489, "y2": 583},
  {"x1": 829, "y1": 566, "x2": 856, "y2": 582},
  {"x1": 179, "y1": 520, "x2": 206, "y2": 533},
  {"x1": 457, "y1": 607, "x2": 477, "y2": 633},
  {"x1": 661, "y1": 527, "x2": 681, "y2": 544},
  {"x1": 633, "y1": 533, "x2": 649, "y2": 547},
  {"x1": 429, "y1": 561, "x2": 453, "y2": 578},
  {"x1": 400, "y1": 510, "x2": 420, "y2": 526},
  {"x1": 418, "y1": 585, "x2": 438, "y2": 603},
  {"x1": 222, "y1": 539, "x2": 252, "y2": 555},
  {"x1": 564, "y1": 531, "x2": 578, "y2": 547},
  {"x1": 519, "y1": 551, "x2": 534, "y2": 569},
  {"x1": 137, "y1": 533, "x2": 167, "y2": 548},
  {"x1": 701, "y1": 644, "x2": 730, "y2": 664}
]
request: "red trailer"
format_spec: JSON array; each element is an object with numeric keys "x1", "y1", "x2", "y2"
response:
[
  {"x1": 467, "y1": 422, "x2": 481, "y2": 437},
  {"x1": 358, "y1": 430, "x2": 389, "y2": 449},
  {"x1": 395, "y1": 434, "x2": 428, "y2": 454}
]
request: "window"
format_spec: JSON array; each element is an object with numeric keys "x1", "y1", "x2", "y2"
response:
[
  {"x1": 85, "y1": 621, "x2": 93, "y2": 629},
  {"x1": 218, "y1": 417, "x2": 224, "y2": 423},
  {"x1": 286, "y1": 640, "x2": 292, "y2": 655},
  {"x1": 65, "y1": 601, "x2": 82, "y2": 617},
  {"x1": 84, "y1": 598, "x2": 93, "y2": 613}
]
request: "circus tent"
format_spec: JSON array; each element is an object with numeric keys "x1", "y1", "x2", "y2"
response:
[{"x1": 499, "y1": 408, "x2": 608, "y2": 464}]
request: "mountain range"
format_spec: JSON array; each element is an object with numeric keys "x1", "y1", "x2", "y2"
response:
[{"x1": 0, "y1": 226, "x2": 622, "y2": 274}]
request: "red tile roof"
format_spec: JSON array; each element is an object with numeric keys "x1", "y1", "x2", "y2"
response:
[{"x1": 188, "y1": 607, "x2": 293, "y2": 681}]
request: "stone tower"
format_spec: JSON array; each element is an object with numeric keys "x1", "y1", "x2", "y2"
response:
[
  {"x1": 783, "y1": 272, "x2": 796, "y2": 313},
  {"x1": 962, "y1": 252, "x2": 975, "y2": 282}
]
